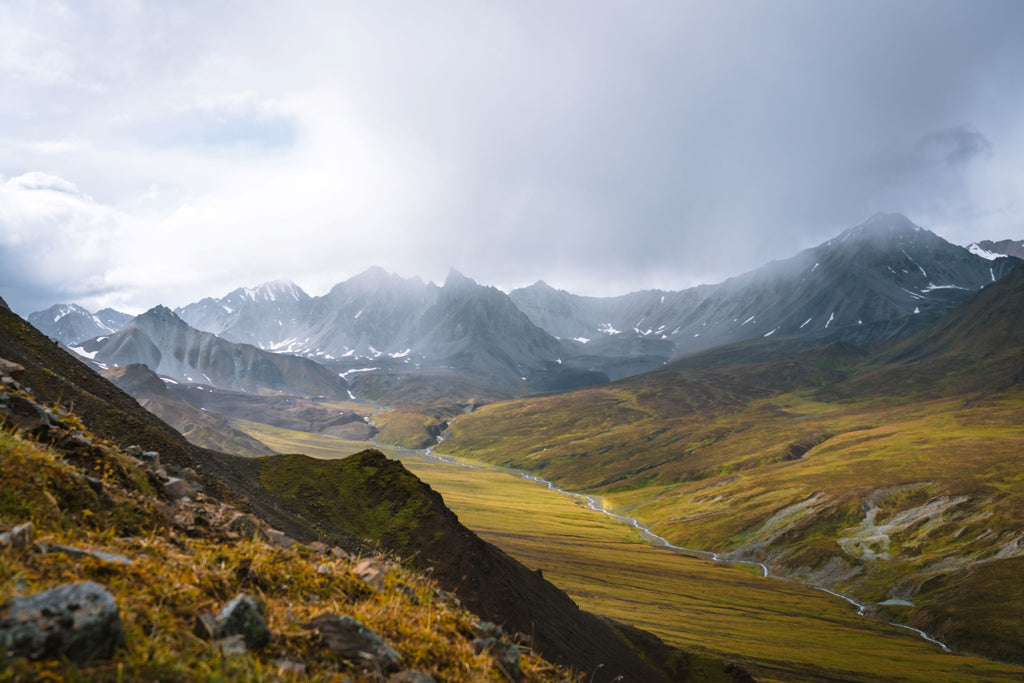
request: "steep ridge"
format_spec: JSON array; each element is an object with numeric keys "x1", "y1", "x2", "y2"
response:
[
  {"x1": 0, "y1": 300, "x2": 739, "y2": 681},
  {"x1": 86, "y1": 306, "x2": 351, "y2": 398},
  {"x1": 438, "y1": 264, "x2": 1024, "y2": 662}
]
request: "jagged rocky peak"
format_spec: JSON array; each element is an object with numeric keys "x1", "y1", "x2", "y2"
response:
[
  {"x1": 442, "y1": 268, "x2": 480, "y2": 290},
  {"x1": 138, "y1": 304, "x2": 184, "y2": 326},
  {"x1": 838, "y1": 212, "x2": 923, "y2": 245},
  {"x1": 242, "y1": 279, "x2": 309, "y2": 303}
]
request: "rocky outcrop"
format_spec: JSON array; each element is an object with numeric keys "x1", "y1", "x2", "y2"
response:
[
  {"x1": 0, "y1": 582, "x2": 123, "y2": 663},
  {"x1": 305, "y1": 613, "x2": 401, "y2": 673}
]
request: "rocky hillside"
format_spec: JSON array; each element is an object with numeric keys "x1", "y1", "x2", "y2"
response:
[{"x1": 0, "y1": 363, "x2": 570, "y2": 681}]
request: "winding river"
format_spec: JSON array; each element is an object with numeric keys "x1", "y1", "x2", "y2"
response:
[{"x1": 420, "y1": 446, "x2": 950, "y2": 652}]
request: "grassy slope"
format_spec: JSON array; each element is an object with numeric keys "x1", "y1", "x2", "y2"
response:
[
  {"x1": 237, "y1": 422, "x2": 1024, "y2": 682},
  {"x1": 0, "y1": 422, "x2": 567, "y2": 681}
]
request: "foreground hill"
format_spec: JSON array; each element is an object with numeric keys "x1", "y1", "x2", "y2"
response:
[
  {"x1": 0, "y1": 295, "x2": 741, "y2": 681},
  {"x1": 439, "y1": 265, "x2": 1024, "y2": 663}
]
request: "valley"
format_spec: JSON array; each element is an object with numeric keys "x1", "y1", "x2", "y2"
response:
[{"x1": 234, "y1": 420, "x2": 1024, "y2": 682}]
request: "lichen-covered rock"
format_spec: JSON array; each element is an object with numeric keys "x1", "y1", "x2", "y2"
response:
[
  {"x1": 195, "y1": 594, "x2": 272, "y2": 651},
  {"x1": 306, "y1": 613, "x2": 401, "y2": 673},
  {"x1": 353, "y1": 557, "x2": 388, "y2": 592},
  {"x1": 473, "y1": 637, "x2": 522, "y2": 682},
  {"x1": 0, "y1": 581, "x2": 123, "y2": 663}
]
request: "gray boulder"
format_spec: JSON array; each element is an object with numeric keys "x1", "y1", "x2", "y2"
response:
[
  {"x1": 0, "y1": 581, "x2": 123, "y2": 663},
  {"x1": 194, "y1": 594, "x2": 272, "y2": 651},
  {"x1": 306, "y1": 613, "x2": 401, "y2": 673}
]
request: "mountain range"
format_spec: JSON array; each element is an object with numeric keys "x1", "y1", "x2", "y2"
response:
[{"x1": 31, "y1": 213, "x2": 1021, "y2": 398}]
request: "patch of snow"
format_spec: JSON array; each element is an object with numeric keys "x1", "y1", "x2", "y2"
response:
[
  {"x1": 968, "y1": 243, "x2": 1001, "y2": 260},
  {"x1": 341, "y1": 349, "x2": 355, "y2": 358},
  {"x1": 597, "y1": 323, "x2": 621, "y2": 335},
  {"x1": 161, "y1": 377, "x2": 178, "y2": 384},
  {"x1": 764, "y1": 328, "x2": 776, "y2": 337},
  {"x1": 368, "y1": 345, "x2": 382, "y2": 357},
  {"x1": 899, "y1": 287, "x2": 924, "y2": 300},
  {"x1": 660, "y1": 295, "x2": 665, "y2": 304},
  {"x1": 921, "y1": 283, "x2": 969, "y2": 293},
  {"x1": 825, "y1": 312, "x2": 835, "y2": 329},
  {"x1": 990, "y1": 267, "x2": 996, "y2": 282},
  {"x1": 202, "y1": 373, "x2": 212, "y2": 383},
  {"x1": 556, "y1": 358, "x2": 562, "y2": 364},
  {"x1": 571, "y1": 337, "x2": 590, "y2": 344},
  {"x1": 347, "y1": 390, "x2": 356, "y2": 400},
  {"x1": 799, "y1": 317, "x2": 812, "y2": 329},
  {"x1": 389, "y1": 348, "x2": 412, "y2": 358},
  {"x1": 740, "y1": 315, "x2": 755, "y2": 326},
  {"x1": 354, "y1": 309, "x2": 363, "y2": 319},
  {"x1": 811, "y1": 262, "x2": 819, "y2": 272},
  {"x1": 338, "y1": 367, "x2": 378, "y2": 380},
  {"x1": 69, "y1": 346, "x2": 97, "y2": 359},
  {"x1": 671, "y1": 327, "x2": 681, "y2": 335},
  {"x1": 222, "y1": 304, "x2": 234, "y2": 314},
  {"x1": 913, "y1": 306, "x2": 920, "y2": 314}
]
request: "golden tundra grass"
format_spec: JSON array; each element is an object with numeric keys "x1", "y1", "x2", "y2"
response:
[
  {"x1": 0, "y1": 427, "x2": 568, "y2": 682},
  {"x1": 237, "y1": 421, "x2": 1024, "y2": 682}
]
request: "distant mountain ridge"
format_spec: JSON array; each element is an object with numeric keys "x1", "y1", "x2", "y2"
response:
[
  {"x1": 511, "y1": 213, "x2": 1022, "y2": 375},
  {"x1": 82, "y1": 306, "x2": 351, "y2": 399},
  {"x1": 27, "y1": 303, "x2": 132, "y2": 346},
  {"x1": 29, "y1": 213, "x2": 1024, "y2": 392}
]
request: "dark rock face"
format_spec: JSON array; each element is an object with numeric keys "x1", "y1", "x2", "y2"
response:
[{"x1": 0, "y1": 582, "x2": 123, "y2": 663}]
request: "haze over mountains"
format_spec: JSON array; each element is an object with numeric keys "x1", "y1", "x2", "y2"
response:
[{"x1": 30, "y1": 213, "x2": 1024, "y2": 393}]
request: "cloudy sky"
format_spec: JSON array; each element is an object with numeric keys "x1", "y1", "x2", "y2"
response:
[{"x1": 1, "y1": 1, "x2": 1023, "y2": 314}]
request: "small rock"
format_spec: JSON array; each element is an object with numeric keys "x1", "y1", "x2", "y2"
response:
[
  {"x1": 163, "y1": 477, "x2": 196, "y2": 501},
  {"x1": 306, "y1": 613, "x2": 401, "y2": 673},
  {"x1": 218, "y1": 594, "x2": 272, "y2": 650},
  {"x1": 140, "y1": 450, "x2": 161, "y2": 469},
  {"x1": 195, "y1": 594, "x2": 272, "y2": 651},
  {"x1": 0, "y1": 357, "x2": 25, "y2": 381},
  {"x1": 42, "y1": 543, "x2": 134, "y2": 566},
  {"x1": 331, "y1": 546, "x2": 352, "y2": 560},
  {"x1": 353, "y1": 557, "x2": 388, "y2": 592},
  {"x1": 309, "y1": 541, "x2": 329, "y2": 554},
  {"x1": 227, "y1": 513, "x2": 263, "y2": 539},
  {"x1": 0, "y1": 394, "x2": 55, "y2": 435},
  {"x1": 472, "y1": 621, "x2": 504, "y2": 639},
  {"x1": 265, "y1": 528, "x2": 296, "y2": 549},
  {"x1": 9, "y1": 521, "x2": 34, "y2": 549},
  {"x1": 317, "y1": 563, "x2": 333, "y2": 575},
  {"x1": 473, "y1": 638, "x2": 521, "y2": 682},
  {"x1": 0, "y1": 581, "x2": 123, "y2": 663}
]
